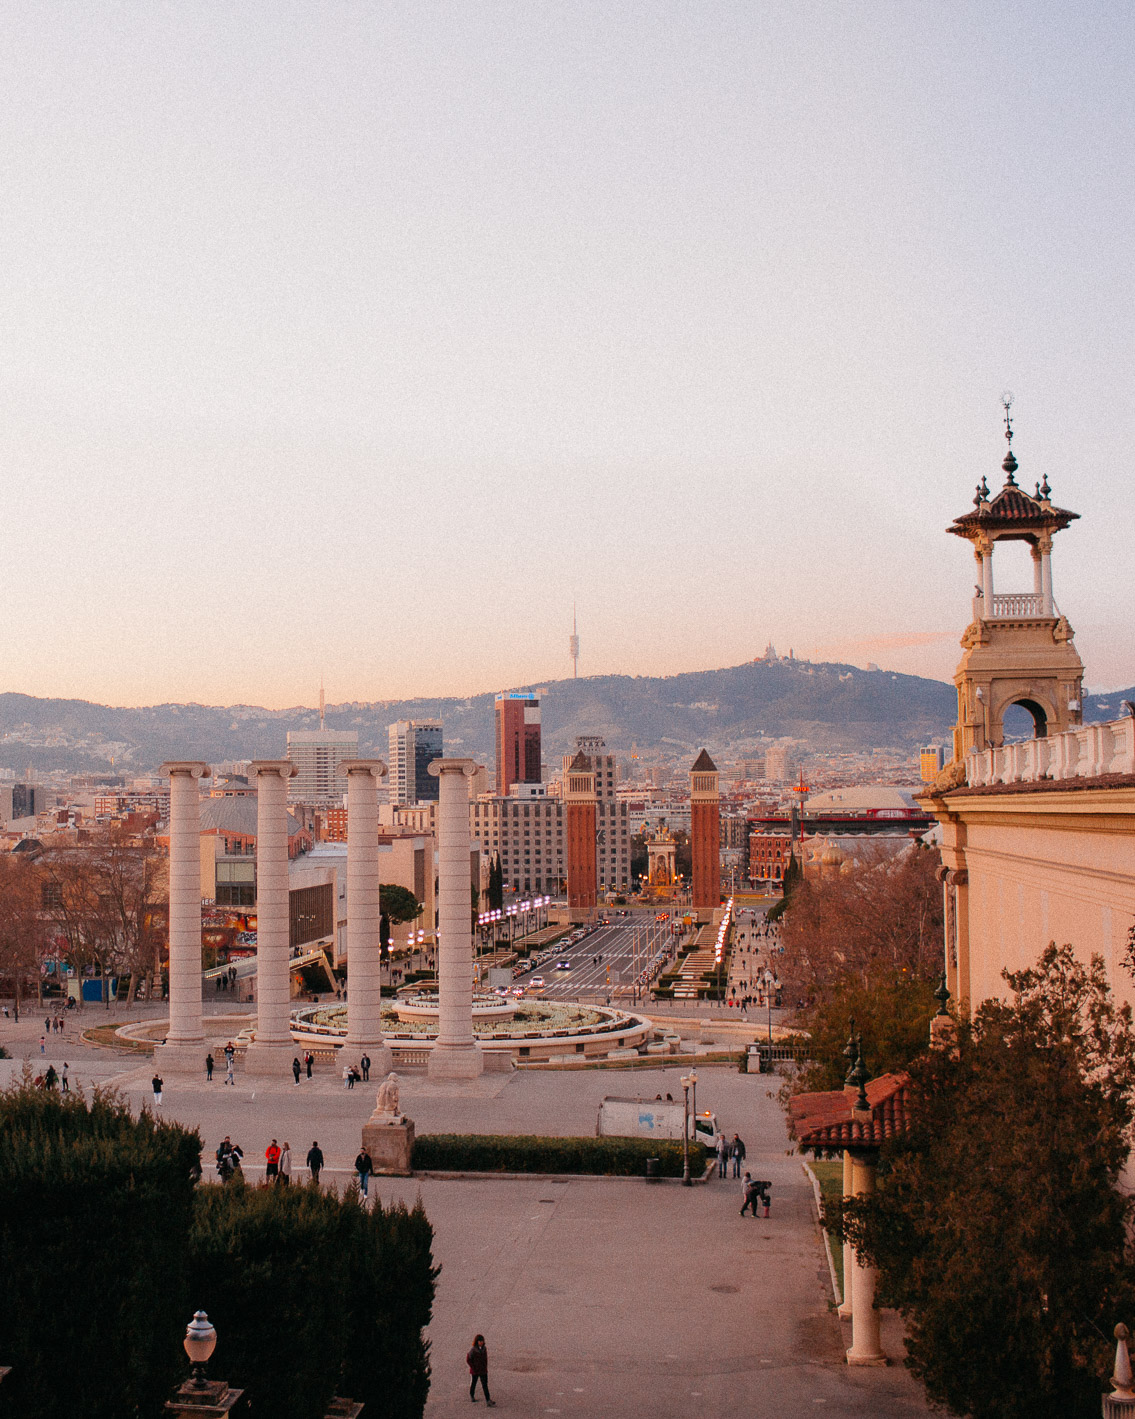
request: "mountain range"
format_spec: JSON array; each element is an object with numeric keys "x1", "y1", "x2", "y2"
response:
[{"x1": 1, "y1": 658, "x2": 1131, "y2": 777}]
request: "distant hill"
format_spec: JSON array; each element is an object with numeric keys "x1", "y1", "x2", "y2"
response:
[{"x1": 0, "y1": 659, "x2": 1130, "y2": 777}]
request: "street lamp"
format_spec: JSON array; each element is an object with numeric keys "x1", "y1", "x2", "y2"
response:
[
  {"x1": 183, "y1": 1310, "x2": 217, "y2": 1391},
  {"x1": 680, "y1": 1073, "x2": 692, "y2": 1186},
  {"x1": 689, "y1": 1068, "x2": 698, "y2": 1154}
]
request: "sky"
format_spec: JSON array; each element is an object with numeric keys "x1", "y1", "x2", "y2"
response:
[{"x1": 1, "y1": 1, "x2": 1133, "y2": 707}]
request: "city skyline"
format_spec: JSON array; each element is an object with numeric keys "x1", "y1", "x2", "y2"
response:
[{"x1": 2, "y1": 3, "x2": 1132, "y2": 707}]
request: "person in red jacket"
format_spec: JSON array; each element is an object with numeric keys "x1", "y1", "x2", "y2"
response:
[
  {"x1": 467, "y1": 1335, "x2": 495, "y2": 1406},
  {"x1": 265, "y1": 1139, "x2": 281, "y2": 1182}
]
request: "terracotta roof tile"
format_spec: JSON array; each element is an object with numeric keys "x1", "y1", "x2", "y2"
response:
[{"x1": 790, "y1": 1072, "x2": 912, "y2": 1152}]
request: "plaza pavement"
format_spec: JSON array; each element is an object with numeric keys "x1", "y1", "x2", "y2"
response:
[{"x1": 0, "y1": 1007, "x2": 932, "y2": 1418}]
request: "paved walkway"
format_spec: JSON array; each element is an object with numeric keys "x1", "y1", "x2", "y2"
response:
[{"x1": 0, "y1": 1011, "x2": 932, "y2": 1417}]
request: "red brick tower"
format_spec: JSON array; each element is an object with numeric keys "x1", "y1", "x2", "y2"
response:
[
  {"x1": 565, "y1": 749, "x2": 597, "y2": 919},
  {"x1": 690, "y1": 749, "x2": 720, "y2": 914}
]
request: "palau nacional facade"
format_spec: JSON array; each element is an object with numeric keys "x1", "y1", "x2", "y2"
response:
[{"x1": 920, "y1": 422, "x2": 1135, "y2": 1013}]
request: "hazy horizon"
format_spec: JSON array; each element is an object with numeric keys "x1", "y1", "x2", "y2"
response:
[{"x1": 2, "y1": 3, "x2": 1132, "y2": 706}]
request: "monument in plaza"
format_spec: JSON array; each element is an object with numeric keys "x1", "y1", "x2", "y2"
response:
[
  {"x1": 361, "y1": 1070, "x2": 415, "y2": 1175},
  {"x1": 154, "y1": 761, "x2": 211, "y2": 1072},
  {"x1": 244, "y1": 760, "x2": 299, "y2": 1073},
  {"x1": 427, "y1": 759, "x2": 484, "y2": 1079}
]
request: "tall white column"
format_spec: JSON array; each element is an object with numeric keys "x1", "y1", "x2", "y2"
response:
[
  {"x1": 838, "y1": 1147, "x2": 854, "y2": 1319},
  {"x1": 981, "y1": 550, "x2": 995, "y2": 613},
  {"x1": 846, "y1": 1151, "x2": 887, "y2": 1365},
  {"x1": 428, "y1": 759, "x2": 483, "y2": 1080},
  {"x1": 157, "y1": 762, "x2": 210, "y2": 1072},
  {"x1": 245, "y1": 761, "x2": 297, "y2": 1073},
  {"x1": 341, "y1": 760, "x2": 392, "y2": 1073}
]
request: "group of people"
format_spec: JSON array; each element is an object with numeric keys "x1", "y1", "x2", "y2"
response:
[
  {"x1": 715, "y1": 1131, "x2": 747, "y2": 1178},
  {"x1": 214, "y1": 1137, "x2": 330, "y2": 1186},
  {"x1": 342, "y1": 1053, "x2": 373, "y2": 1089},
  {"x1": 213, "y1": 965, "x2": 241, "y2": 993},
  {"x1": 34, "y1": 1061, "x2": 69, "y2": 1091},
  {"x1": 291, "y1": 1053, "x2": 317, "y2": 1084},
  {"x1": 203, "y1": 1043, "x2": 238, "y2": 1084}
]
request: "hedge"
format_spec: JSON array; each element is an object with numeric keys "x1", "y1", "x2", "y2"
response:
[
  {"x1": 0, "y1": 1082, "x2": 437, "y2": 1419},
  {"x1": 0, "y1": 1081, "x2": 201, "y2": 1419},
  {"x1": 412, "y1": 1133, "x2": 706, "y2": 1177}
]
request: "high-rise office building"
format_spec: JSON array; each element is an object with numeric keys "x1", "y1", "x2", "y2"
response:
[
  {"x1": 286, "y1": 730, "x2": 359, "y2": 805},
  {"x1": 388, "y1": 720, "x2": 443, "y2": 806},
  {"x1": 495, "y1": 693, "x2": 542, "y2": 796}
]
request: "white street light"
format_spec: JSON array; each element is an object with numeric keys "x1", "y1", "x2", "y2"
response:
[{"x1": 183, "y1": 1311, "x2": 217, "y2": 1391}]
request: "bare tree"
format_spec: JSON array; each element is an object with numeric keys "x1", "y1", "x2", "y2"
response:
[
  {"x1": 779, "y1": 842, "x2": 943, "y2": 1004},
  {"x1": 0, "y1": 853, "x2": 47, "y2": 1021}
]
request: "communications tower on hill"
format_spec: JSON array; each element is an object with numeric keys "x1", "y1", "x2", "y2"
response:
[{"x1": 569, "y1": 605, "x2": 579, "y2": 679}]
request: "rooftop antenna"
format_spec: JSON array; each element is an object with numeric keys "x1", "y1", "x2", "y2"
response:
[
  {"x1": 319, "y1": 676, "x2": 325, "y2": 731},
  {"x1": 1000, "y1": 390, "x2": 1018, "y2": 483},
  {"x1": 569, "y1": 604, "x2": 580, "y2": 679}
]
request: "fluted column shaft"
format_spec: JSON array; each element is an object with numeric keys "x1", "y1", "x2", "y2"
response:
[
  {"x1": 162, "y1": 762, "x2": 209, "y2": 1051},
  {"x1": 252, "y1": 762, "x2": 294, "y2": 1047},
  {"x1": 428, "y1": 759, "x2": 483, "y2": 1078},
  {"x1": 341, "y1": 760, "x2": 391, "y2": 1065}
]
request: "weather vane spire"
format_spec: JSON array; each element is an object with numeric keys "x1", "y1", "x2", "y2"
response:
[{"x1": 1000, "y1": 390, "x2": 1018, "y2": 483}]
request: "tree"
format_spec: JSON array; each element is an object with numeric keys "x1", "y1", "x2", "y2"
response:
[
  {"x1": 777, "y1": 844, "x2": 942, "y2": 1001},
  {"x1": 487, "y1": 854, "x2": 504, "y2": 911},
  {"x1": 379, "y1": 883, "x2": 423, "y2": 957},
  {"x1": 0, "y1": 855, "x2": 46, "y2": 1021},
  {"x1": 0, "y1": 1078, "x2": 201, "y2": 1419},
  {"x1": 834, "y1": 944, "x2": 1135, "y2": 1419},
  {"x1": 792, "y1": 967, "x2": 939, "y2": 1092}
]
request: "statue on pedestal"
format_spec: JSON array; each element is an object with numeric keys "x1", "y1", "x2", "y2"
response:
[{"x1": 373, "y1": 1071, "x2": 401, "y2": 1122}]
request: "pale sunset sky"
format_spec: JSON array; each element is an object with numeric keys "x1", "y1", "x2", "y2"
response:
[{"x1": 1, "y1": 2, "x2": 1132, "y2": 706}]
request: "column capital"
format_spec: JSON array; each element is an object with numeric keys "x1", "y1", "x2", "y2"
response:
[
  {"x1": 159, "y1": 761, "x2": 211, "y2": 779},
  {"x1": 339, "y1": 759, "x2": 388, "y2": 778},
  {"x1": 249, "y1": 760, "x2": 297, "y2": 779},
  {"x1": 429, "y1": 758, "x2": 478, "y2": 779}
]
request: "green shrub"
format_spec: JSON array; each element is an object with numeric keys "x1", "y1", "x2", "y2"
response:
[
  {"x1": 0, "y1": 1081, "x2": 201, "y2": 1419},
  {"x1": 412, "y1": 1133, "x2": 706, "y2": 1178},
  {"x1": 187, "y1": 1182, "x2": 437, "y2": 1419}
]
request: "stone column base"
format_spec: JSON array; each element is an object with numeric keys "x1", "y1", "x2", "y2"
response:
[
  {"x1": 428, "y1": 1042, "x2": 484, "y2": 1080},
  {"x1": 243, "y1": 1041, "x2": 301, "y2": 1077},
  {"x1": 361, "y1": 1118, "x2": 415, "y2": 1175},
  {"x1": 343, "y1": 1043, "x2": 393, "y2": 1078},
  {"x1": 846, "y1": 1346, "x2": 889, "y2": 1367},
  {"x1": 153, "y1": 1040, "x2": 209, "y2": 1074}
]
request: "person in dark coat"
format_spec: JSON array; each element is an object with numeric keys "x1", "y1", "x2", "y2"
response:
[
  {"x1": 292, "y1": 1056, "x2": 302, "y2": 1085},
  {"x1": 467, "y1": 1335, "x2": 495, "y2": 1406},
  {"x1": 731, "y1": 1133, "x2": 746, "y2": 1178},
  {"x1": 307, "y1": 1141, "x2": 324, "y2": 1184}
]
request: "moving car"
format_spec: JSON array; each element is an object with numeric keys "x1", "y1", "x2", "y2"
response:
[{"x1": 530, "y1": 976, "x2": 545, "y2": 988}]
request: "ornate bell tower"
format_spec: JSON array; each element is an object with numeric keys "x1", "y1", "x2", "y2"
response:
[{"x1": 947, "y1": 399, "x2": 1084, "y2": 764}]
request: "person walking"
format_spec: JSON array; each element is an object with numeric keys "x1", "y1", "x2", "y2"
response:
[
  {"x1": 151, "y1": 1073, "x2": 164, "y2": 1107},
  {"x1": 740, "y1": 1171, "x2": 758, "y2": 1217},
  {"x1": 61, "y1": 1062, "x2": 69, "y2": 1093},
  {"x1": 731, "y1": 1133, "x2": 746, "y2": 1179},
  {"x1": 306, "y1": 1140, "x2": 324, "y2": 1185},
  {"x1": 716, "y1": 1133, "x2": 730, "y2": 1180},
  {"x1": 39, "y1": 1035, "x2": 46, "y2": 1054},
  {"x1": 205, "y1": 1052, "x2": 214, "y2": 1082},
  {"x1": 360, "y1": 1052, "x2": 371, "y2": 1083},
  {"x1": 305, "y1": 1051, "x2": 314, "y2": 1079},
  {"x1": 292, "y1": 1056, "x2": 302, "y2": 1086},
  {"x1": 265, "y1": 1138, "x2": 281, "y2": 1182},
  {"x1": 467, "y1": 1335, "x2": 495, "y2": 1406},
  {"x1": 278, "y1": 1141, "x2": 292, "y2": 1185},
  {"x1": 44, "y1": 1064, "x2": 58, "y2": 1089},
  {"x1": 355, "y1": 1145, "x2": 373, "y2": 1198}
]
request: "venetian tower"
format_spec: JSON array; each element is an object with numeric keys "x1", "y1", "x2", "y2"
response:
[
  {"x1": 690, "y1": 749, "x2": 720, "y2": 913},
  {"x1": 565, "y1": 747, "x2": 598, "y2": 919},
  {"x1": 946, "y1": 401, "x2": 1084, "y2": 766}
]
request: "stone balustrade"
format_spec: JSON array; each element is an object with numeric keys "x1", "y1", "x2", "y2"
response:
[
  {"x1": 967, "y1": 715, "x2": 1135, "y2": 787},
  {"x1": 989, "y1": 591, "x2": 1045, "y2": 617}
]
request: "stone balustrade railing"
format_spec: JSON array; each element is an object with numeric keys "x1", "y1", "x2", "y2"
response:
[
  {"x1": 967, "y1": 716, "x2": 1135, "y2": 787},
  {"x1": 990, "y1": 592, "x2": 1045, "y2": 617}
]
